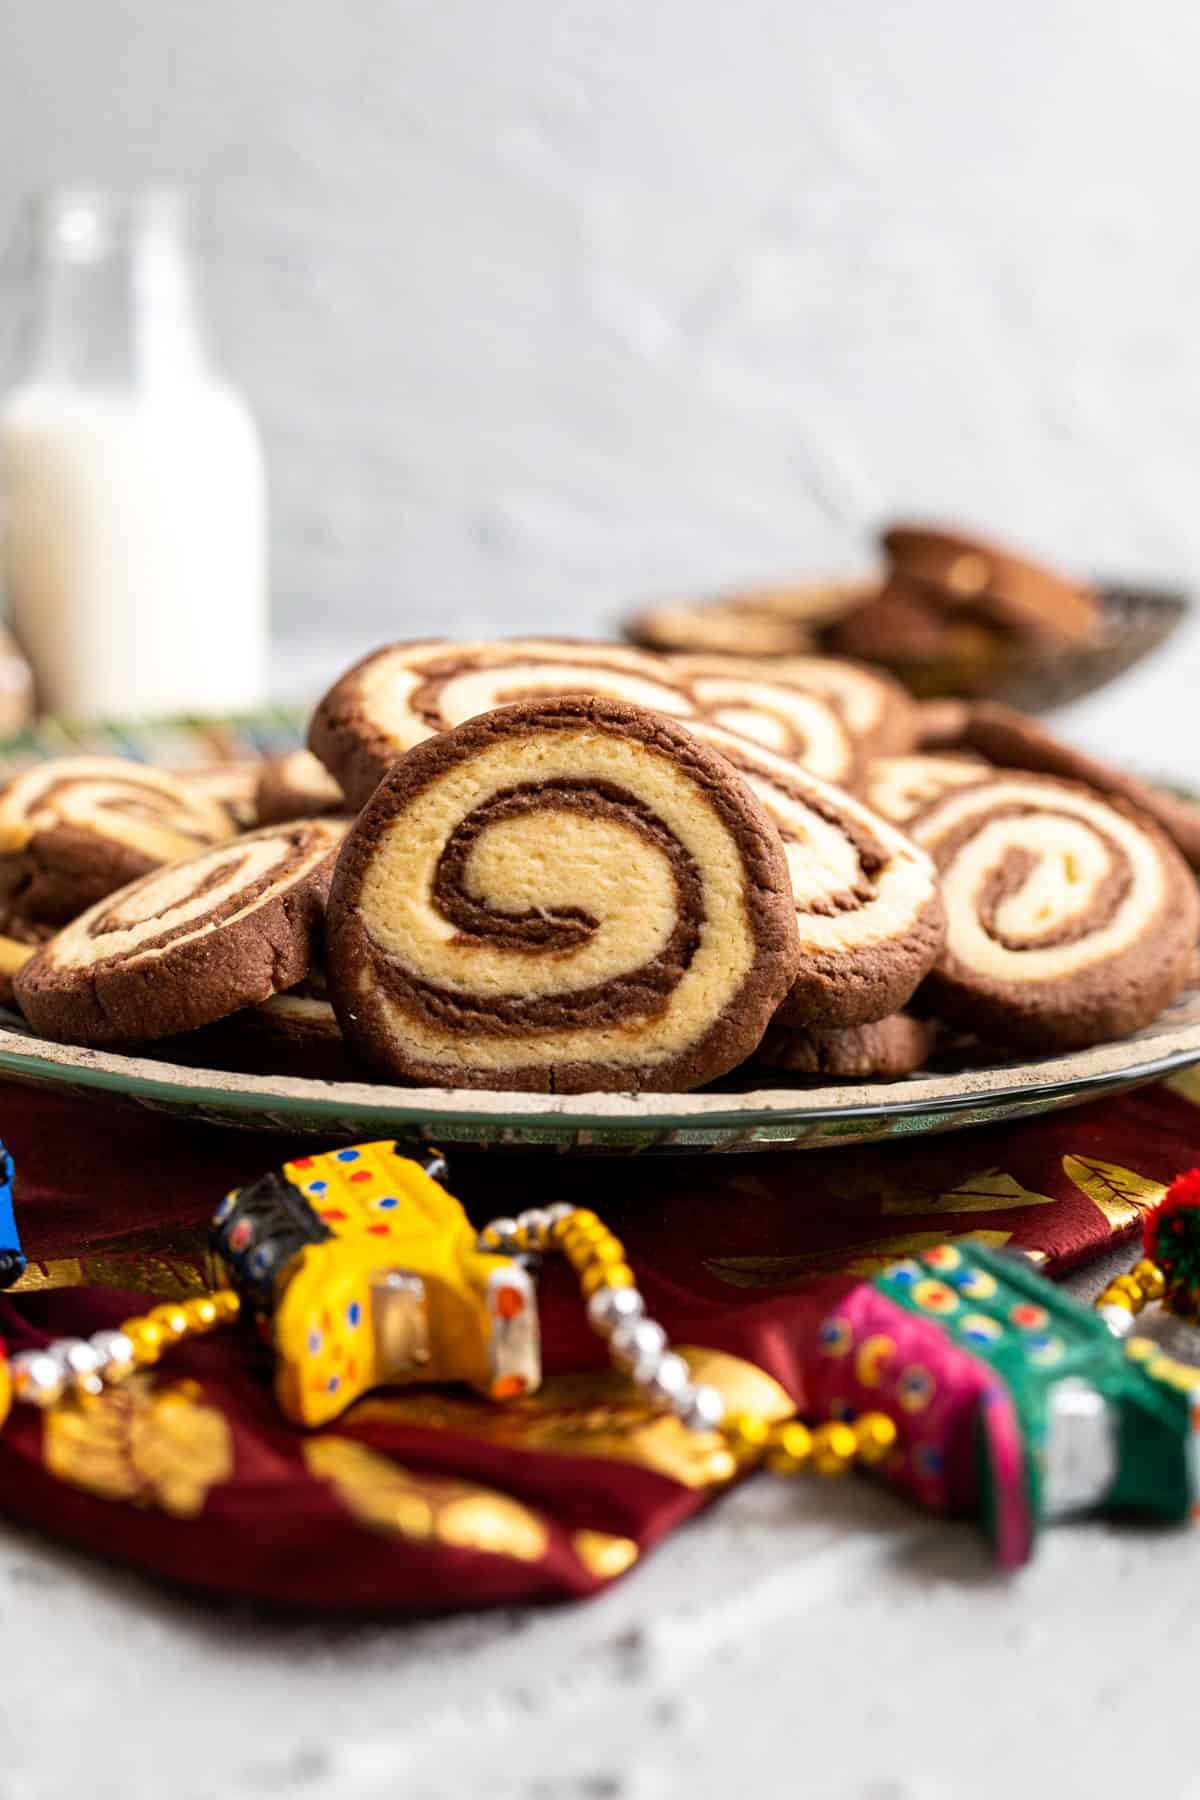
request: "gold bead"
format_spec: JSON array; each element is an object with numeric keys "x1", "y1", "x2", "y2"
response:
[
  {"x1": 1098, "y1": 1287, "x2": 1134, "y2": 1312},
  {"x1": 183, "y1": 1296, "x2": 220, "y2": 1331},
  {"x1": 580, "y1": 1263, "x2": 617, "y2": 1298},
  {"x1": 123, "y1": 1318, "x2": 165, "y2": 1364},
  {"x1": 810, "y1": 1421, "x2": 858, "y2": 1476},
  {"x1": 774, "y1": 1421, "x2": 814, "y2": 1462},
  {"x1": 149, "y1": 1304, "x2": 191, "y2": 1340},
  {"x1": 1134, "y1": 1260, "x2": 1166, "y2": 1302},
  {"x1": 597, "y1": 1262, "x2": 634, "y2": 1289},
  {"x1": 213, "y1": 1289, "x2": 241, "y2": 1323},
  {"x1": 854, "y1": 1412, "x2": 898, "y2": 1465},
  {"x1": 478, "y1": 1225, "x2": 505, "y2": 1250},
  {"x1": 591, "y1": 1238, "x2": 627, "y2": 1266},
  {"x1": 724, "y1": 1412, "x2": 771, "y2": 1454},
  {"x1": 1110, "y1": 1274, "x2": 1144, "y2": 1306}
]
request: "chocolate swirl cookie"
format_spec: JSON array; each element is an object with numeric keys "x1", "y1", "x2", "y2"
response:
[
  {"x1": 909, "y1": 775, "x2": 1200, "y2": 1050},
  {"x1": 864, "y1": 754, "x2": 992, "y2": 824},
  {"x1": 16, "y1": 819, "x2": 345, "y2": 1046},
  {"x1": 626, "y1": 578, "x2": 874, "y2": 658},
  {"x1": 690, "y1": 723, "x2": 945, "y2": 1028},
  {"x1": 671, "y1": 652, "x2": 916, "y2": 766},
  {"x1": 324, "y1": 697, "x2": 801, "y2": 1093},
  {"x1": 310, "y1": 639, "x2": 697, "y2": 807},
  {"x1": 673, "y1": 662, "x2": 860, "y2": 787},
  {"x1": 256, "y1": 750, "x2": 347, "y2": 826},
  {"x1": 753, "y1": 1012, "x2": 935, "y2": 1079},
  {"x1": 0, "y1": 757, "x2": 235, "y2": 924}
]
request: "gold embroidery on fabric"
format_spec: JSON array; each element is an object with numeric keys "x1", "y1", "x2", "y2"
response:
[
  {"x1": 348, "y1": 1348, "x2": 788, "y2": 1489},
  {"x1": 11, "y1": 1226, "x2": 211, "y2": 1297},
  {"x1": 878, "y1": 1168, "x2": 1056, "y2": 1216},
  {"x1": 302, "y1": 1436, "x2": 549, "y2": 1562},
  {"x1": 571, "y1": 1530, "x2": 639, "y2": 1579},
  {"x1": 1061, "y1": 1155, "x2": 1166, "y2": 1231},
  {"x1": 704, "y1": 1229, "x2": 1013, "y2": 1287},
  {"x1": 43, "y1": 1377, "x2": 233, "y2": 1519}
]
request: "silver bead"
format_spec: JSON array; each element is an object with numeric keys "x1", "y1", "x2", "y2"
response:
[
  {"x1": 586, "y1": 1285, "x2": 645, "y2": 1334},
  {"x1": 642, "y1": 1351, "x2": 692, "y2": 1406},
  {"x1": 51, "y1": 1338, "x2": 102, "y2": 1377},
  {"x1": 679, "y1": 1383, "x2": 726, "y2": 1432},
  {"x1": 517, "y1": 1208, "x2": 552, "y2": 1246},
  {"x1": 10, "y1": 1350, "x2": 66, "y2": 1406},
  {"x1": 609, "y1": 1317, "x2": 666, "y2": 1372},
  {"x1": 49, "y1": 1337, "x2": 104, "y2": 1396},
  {"x1": 1097, "y1": 1303, "x2": 1134, "y2": 1339},
  {"x1": 89, "y1": 1330, "x2": 136, "y2": 1381},
  {"x1": 482, "y1": 1216, "x2": 519, "y2": 1249},
  {"x1": 544, "y1": 1203, "x2": 575, "y2": 1226}
]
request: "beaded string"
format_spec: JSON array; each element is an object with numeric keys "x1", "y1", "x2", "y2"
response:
[
  {"x1": 7, "y1": 1202, "x2": 896, "y2": 1479},
  {"x1": 7, "y1": 1290, "x2": 241, "y2": 1407},
  {"x1": 479, "y1": 1204, "x2": 898, "y2": 1479}
]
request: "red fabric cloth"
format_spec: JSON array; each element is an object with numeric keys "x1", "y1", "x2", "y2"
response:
[{"x1": 0, "y1": 1075, "x2": 1197, "y2": 1609}]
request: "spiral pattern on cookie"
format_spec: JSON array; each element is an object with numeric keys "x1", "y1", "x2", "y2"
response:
[
  {"x1": 310, "y1": 639, "x2": 697, "y2": 806},
  {"x1": 677, "y1": 664, "x2": 859, "y2": 787},
  {"x1": 690, "y1": 723, "x2": 945, "y2": 1028},
  {"x1": 16, "y1": 819, "x2": 346, "y2": 1046},
  {"x1": 909, "y1": 775, "x2": 1200, "y2": 1049},
  {"x1": 864, "y1": 754, "x2": 992, "y2": 824},
  {"x1": 324, "y1": 697, "x2": 801, "y2": 1093},
  {"x1": 0, "y1": 756, "x2": 236, "y2": 923}
]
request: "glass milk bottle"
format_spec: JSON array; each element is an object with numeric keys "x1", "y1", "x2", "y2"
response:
[{"x1": 0, "y1": 190, "x2": 268, "y2": 719}]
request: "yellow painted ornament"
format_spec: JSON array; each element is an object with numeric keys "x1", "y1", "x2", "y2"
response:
[{"x1": 209, "y1": 1142, "x2": 540, "y2": 1426}]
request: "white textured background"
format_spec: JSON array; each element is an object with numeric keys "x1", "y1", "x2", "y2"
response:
[{"x1": 4, "y1": 0, "x2": 1200, "y2": 660}]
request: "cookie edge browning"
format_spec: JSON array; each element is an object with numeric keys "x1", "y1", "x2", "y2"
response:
[
  {"x1": 910, "y1": 774, "x2": 1200, "y2": 1051},
  {"x1": 308, "y1": 641, "x2": 434, "y2": 809},
  {"x1": 15, "y1": 820, "x2": 342, "y2": 1047},
  {"x1": 325, "y1": 696, "x2": 802, "y2": 1093}
]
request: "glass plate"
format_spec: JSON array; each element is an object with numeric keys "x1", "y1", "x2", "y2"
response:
[{"x1": 1, "y1": 989, "x2": 1199, "y2": 1155}]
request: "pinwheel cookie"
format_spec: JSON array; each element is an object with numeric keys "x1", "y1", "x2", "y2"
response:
[
  {"x1": 16, "y1": 819, "x2": 345, "y2": 1046},
  {"x1": 753, "y1": 1012, "x2": 935, "y2": 1079},
  {"x1": 863, "y1": 754, "x2": 992, "y2": 824},
  {"x1": 310, "y1": 639, "x2": 697, "y2": 807},
  {"x1": 690, "y1": 723, "x2": 945, "y2": 1029},
  {"x1": 324, "y1": 697, "x2": 801, "y2": 1093},
  {"x1": 256, "y1": 749, "x2": 347, "y2": 826},
  {"x1": 671, "y1": 660, "x2": 861, "y2": 788},
  {"x1": 0, "y1": 757, "x2": 235, "y2": 924},
  {"x1": 909, "y1": 775, "x2": 1200, "y2": 1050}
]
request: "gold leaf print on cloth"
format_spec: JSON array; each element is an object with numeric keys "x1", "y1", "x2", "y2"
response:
[
  {"x1": 348, "y1": 1348, "x2": 790, "y2": 1490},
  {"x1": 705, "y1": 1229, "x2": 1013, "y2": 1288},
  {"x1": 11, "y1": 1225, "x2": 211, "y2": 1298},
  {"x1": 1062, "y1": 1155, "x2": 1167, "y2": 1231},
  {"x1": 43, "y1": 1377, "x2": 233, "y2": 1520},
  {"x1": 303, "y1": 1436, "x2": 549, "y2": 1562},
  {"x1": 571, "y1": 1530, "x2": 639, "y2": 1579},
  {"x1": 879, "y1": 1168, "x2": 1056, "y2": 1216}
]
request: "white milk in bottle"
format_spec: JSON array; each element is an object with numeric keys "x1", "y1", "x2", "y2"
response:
[{"x1": 0, "y1": 191, "x2": 267, "y2": 719}]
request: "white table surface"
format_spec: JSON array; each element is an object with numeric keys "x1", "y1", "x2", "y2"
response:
[{"x1": 4, "y1": 635, "x2": 1200, "y2": 1800}]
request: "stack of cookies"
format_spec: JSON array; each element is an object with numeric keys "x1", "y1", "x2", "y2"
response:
[
  {"x1": 3, "y1": 636, "x2": 1198, "y2": 1096},
  {"x1": 627, "y1": 520, "x2": 1107, "y2": 696}
]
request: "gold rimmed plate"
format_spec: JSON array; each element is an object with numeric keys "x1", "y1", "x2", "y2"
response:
[{"x1": 0, "y1": 988, "x2": 1198, "y2": 1154}]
